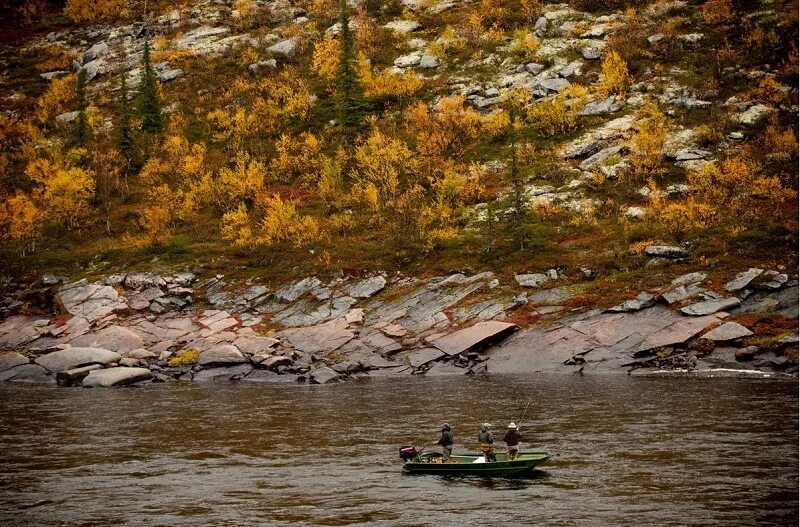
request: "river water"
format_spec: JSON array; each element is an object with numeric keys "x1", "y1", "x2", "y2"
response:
[{"x1": 0, "y1": 375, "x2": 797, "y2": 526}]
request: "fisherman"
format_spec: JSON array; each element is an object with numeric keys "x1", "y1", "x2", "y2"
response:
[
  {"x1": 503, "y1": 422, "x2": 523, "y2": 461},
  {"x1": 477, "y1": 423, "x2": 496, "y2": 462},
  {"x1": 437, "y1": 423, "x2": 454, "y2": 462}
]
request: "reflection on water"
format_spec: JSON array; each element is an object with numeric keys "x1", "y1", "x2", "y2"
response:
[{"x1": 0, "y1": 375, "x2": 797, "y2": 526}]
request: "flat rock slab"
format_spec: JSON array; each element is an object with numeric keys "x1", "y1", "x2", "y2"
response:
[
  {"x1": 681, "y1": 297, "x2": 740, "y2": 316},
  {"x1": 197, "y1": 344, "x2": 247, "y2": 366},
  {"x1": 515, "y1": 273, "x2": 550, "y2": 287},
  {"x1": 82, "y1": 367, "x2": 152, "y2": 387},
  {"x1": 69, "y1": 325, "x2": 145, "y2": 353},
  {"x1": 193, "y1": 364, "x2": 253, "y2": 382},
  {"x1": 277, "y1": 319, "x2": 354, "y2": 354},
  {"x1": 348, "y1": 276, "x2": 386, "y2": 298},
  {"x1": 672, "y1": 272, "x2": 707, "y2": 286},
  {"x1": 243, "y1": 370, "x2": 298, "y2": 383},
  {"x1": 35, "y1": 347, "x2": 121, "y2": 372},
  {"x1": 425, "y1": 362, "x2": 468, "y2": 376},
  {"x1": 0, "y1": 352, "x2": 30, "y2": 373},
  {"x1": 309, "y1": 366, "x2": 340, "y2": 384},
  {"x1": 432, "y1": 321, "x2": 517, "y2": 356},
  {"x1": 407, "y1": 348, "x2": 445, "y2": 368},
  {"x1": 725, "y1": 268, "x2": 763, "y2": 292},
  {"x1": 0, "y1": 364, "x2": 53, "y2": 383},
  {"x1": 662, "y1": 284, "x2": 703, "y2": 305},
  {"x1": 607, "y1": 292, "x2": 656, "y2": 313},
  {"x1": 700, "y1": 322, "x2": 754, "y2": 341},
  {"x1": 57, "y1": 281, "x2": 126, "y2": 323},
  {"x1": 645, "y1": 245, "x2": 688, "y2": 259}
]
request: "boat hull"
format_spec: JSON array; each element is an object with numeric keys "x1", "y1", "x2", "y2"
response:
[{"x1": 402, "y1": 451, "x2": 550, "y2": 477}]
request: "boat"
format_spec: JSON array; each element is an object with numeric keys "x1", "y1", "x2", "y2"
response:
[{"x1": 399, "y1": 446, "x2": 550, "y2": 477}]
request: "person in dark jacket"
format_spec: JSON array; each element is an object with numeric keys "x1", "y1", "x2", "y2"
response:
[
  {"x1": 477, "y1": 423, "x2": 496, "y2": 462},
  {"x1": 437, "y1": 423, "x2": 454, "y2": 462},
  {"x1": 503, "y1": 422, "x2": 524, "y2": 460}
]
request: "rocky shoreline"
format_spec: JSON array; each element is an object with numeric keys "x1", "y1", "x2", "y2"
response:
[{"x1": 0, "y1": 256, "x2": 797, "y2": 387}]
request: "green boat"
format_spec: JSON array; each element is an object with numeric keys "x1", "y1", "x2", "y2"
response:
[{"x1": 400, "y1": 449, "x2": 551, "y2": 477}]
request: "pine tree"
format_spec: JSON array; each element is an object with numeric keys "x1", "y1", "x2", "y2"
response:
[
  {"x1": 115, "y1": 74, "x2": 139, "y2": 174},
  {"x1": 137, "y1": 39, "x2": 164, "y2": 135},
  {"x1": 334, "y1": 0, "x2": 365, "y2": 126},
  {"x1": 74, "y1": 68, "x2": 89, "y2": 147}
]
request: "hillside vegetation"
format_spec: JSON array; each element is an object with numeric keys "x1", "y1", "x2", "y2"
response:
[{"x1": 0, "y1": 0, "x2": 797, "y2": 295}]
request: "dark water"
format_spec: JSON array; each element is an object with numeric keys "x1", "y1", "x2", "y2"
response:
[{"x1": 0, "y1": 375, "x2": 797, "y2": 526}]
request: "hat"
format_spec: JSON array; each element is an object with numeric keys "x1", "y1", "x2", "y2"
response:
[
  {"x1": 508, "y1": 422, "x2": 517, "y2": 429},
  {"x1": 442, "y1": 423, "x2": 450, "y2": 429},
  {"x1": 482, "y1": 422, "x2": 492, "y2": 428}
]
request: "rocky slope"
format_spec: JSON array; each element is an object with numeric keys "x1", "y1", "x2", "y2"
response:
[{"x1": 0, "y1": 260, "x2": 796, "y2": 387}]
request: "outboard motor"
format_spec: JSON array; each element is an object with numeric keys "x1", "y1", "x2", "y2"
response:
[{"x1": 399, "y1": 445, "x2": 418, "y2": 462}]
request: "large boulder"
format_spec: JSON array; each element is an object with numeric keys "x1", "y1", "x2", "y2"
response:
[
  {"x1": 267, "y1": 39, "x2": 297, "y2": 56},
  {"x1": 69, "y1": 325, "x2": 145, "y2": 353},
  {"x1": 724, "y1": 268, "x2": 763, "y2": 292},
  {"x1": 384, "y1": 20, "x2": 421, "y2": 33},
  {"x1": 193, "y1": 364, "x2": 253, "y2": 382},
  {"x1": 197, "y1": 344, "x2": 247, "y2": 367},
  {"x1": 644, "y1": 245, "x2": 688, "y2": 259},
  {"x1": 309, "y1": 366, "x2": 340, "y2": 384},
  {"x1": 56, "y1": 281, "x2": 126, "y2": 323},
  {"x1": 681, "y1": 297, "x2": 741, "y2": 316},
  {"x1": 56, "y1": 364, "x2": 102, "y2": 386},
  {"x1": 0, "y1": 352, "x2": 30, "y2": 373},
  {"x1": 82, "y1": 367, "x2": 153, "y2": 387},
  {"x1": 515, "y1": 273, "x2": 550, "y2": 288},
  {"x1": 0, "y1": 364, "x2": 53, "y2": 383},
  {"x1": 124, "y1": 273, "x2": 167, "y2": 291},
  {"x1": 35, "y1": 347, "x2": 121, "y2": 372}
]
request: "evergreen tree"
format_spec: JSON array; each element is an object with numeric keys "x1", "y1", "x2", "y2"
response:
[
  {"x1": 115, "y1": 74, "x2": 139, "y2": 173},
  {"x1": 137, "y1": 39, "x2": 164, "y2": 135},
  {"x1": 74, "y1": 68, "x2": 89, "y2": 147},
  {"x1": 334, "y1": 0, "x2": 365, "y2": 126}
]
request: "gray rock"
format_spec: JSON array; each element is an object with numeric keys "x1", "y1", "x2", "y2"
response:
[
  {"x1": 83, "y1": 41, "x2": 109, "y2": 63},
  {"x1": 534, "y1": 16, "x2": 547, "y2": 35},
  {"x1": 55, "y1": 111, "x2": 79, "y2": 125},
  {"x1": 193, "y1": 364, "x2": 253, "y2": 382},
  {"x1": 348, "y1": 276, "x2": 387, "y2": 298},
  {"x1": 644, "y1": 245, "x2": 688, "y2": 259},
  {"x1": 625, "y1": 206, "x2": 646, "y2": 221},
  {"x1": 725, "y1": 268, "x2": 763, "y2": 292},
  {"x1": 581, "y1": 46, "x2": 602, "y2": 60},
  {"x1": 515, "y1": 273, "x2": 550, "y2": 287},
  {"x1": 243, "y1": 369, "x2": 297, "y2": 383},
  {"x1": 432, "y1": 321, "x2": 517, "y2": 356},
  {"x1": 277, "y1": 319, "x2": 354, "y2": 354},
  {"x1": 40, "y1": 71, "x2": 68, "y2": 80},
  {"x1": 0, "y1": 352, "x2": 30, "y2": 372},
  {"x1": 275, "y1": 277, "x2": 322, "y2": 303},
  {"x1": 56, "y1": 364, "x2": 102, "y2": 386},
  {"x1": 309, "y1": 366, "x2": 341, "y2": 384},
  {"x1": 700, "y1": 322, "x2": 754, "y2": 341},
  {"x1": 125, "y1": 273, "x2": 166, "y2": 291},
  {"x1": 579, "y1": 145, "x2": 624, "y2": 169},
  {"x1": 42, "y1": 274, "x2": 69, "y2": 286},
  {"x1": 681, "y1": 297, "x2": 741, "y2": 316},
  {"x1": 675, "y1": 148, "x2": 710, "y2": 161},
  {"x1": 0, "y1": 363, "x2": 53, "y2": 383},
  {"x1": 394, "y1": 53, "x2": 422, "y2": 68},
  {"x1": 69, "y1": 325, "x2": 145, "y2": 353},
  {"x1": 36, "y1": 347, "x2": 121, "y2": 372},
  {"x1": 737, "y1": 104, "x2": 772, "y2": 125},
  {"x1": 197, "y1": 344, "x2": 247, "y2": 366},
  {"x1": 425, "y1": 362, "x2": 468, "y2": 376},
  {"x1": 661, "y1": 284, "x2": 703, "y2": 304},
  {"x1": 647, "y1": 33, "x2": 665, "y2": 45},
  {"x1": 407, "y1": 347, "x2": 445, "y2": 368},
  {"x1": 418, "y1": 54, "x2": 440, "y2": 68},
  {"x1": 259, "y1": 355, "x2": 293, "y2": 370},
  {"x1": 607, "y1": 292, "x2": 656, "y2": 313},
  {"x1": 580, "y1": 97, "x2": 623, "y2": 116},
  {"x1": 533, "y1": 77, "x2": 570, "y2": 95},
  {"x1": 248, "y1": 59, "x2": 277, "y2": 74},
  {"x1": 175, "y1": 26, "x2": 232, "y2": 52},
  {"x1": 268, "y1": 39, "x2": 297, "y2": 56},
  {"x1": 672, "y1": 272, "x2": 707, "y2": 286},
  {"x1": 384, "y1": 20, "x2": 421, "y2": 33},
  {"x1": 82, "y1": 367, "x2": 152, "y2": 387},
  {"x1": 80, "y1": 60, "x2": 100, "y2": 81}
]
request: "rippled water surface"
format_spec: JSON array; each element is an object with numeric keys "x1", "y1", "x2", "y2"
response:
[{"x1": 0, "y1": 375, "x2": 797, "y2": 526}]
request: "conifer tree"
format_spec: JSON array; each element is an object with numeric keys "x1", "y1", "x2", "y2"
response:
[
  {"x1": 74, "y1": 68, "x2": 89, "y2": 147},
  {"x1": 115, "y1": 74, "x2": 139, "y2": 173},
  {"x1": 334, "y1": 0, "x2": 365, "y2": 125},
  {"x1": 137, "y1": 39, "x2": 164, "y2": 135}
]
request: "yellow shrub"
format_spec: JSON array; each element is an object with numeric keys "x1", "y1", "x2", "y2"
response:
[
  {"x1": 509, "y1": 30, "x2": 540, "y2": 59},
  {"x1": 701, "y1": 0, "x2": 734, "y2": 26},
  {"x1": 34, "y1": 74, "x2": 75, "y2": 124},
  {"x1": 627, "y1": 101, "x2": 667, "y2": 178},
  {"x1": 482, "y1": 110, "x2": 511, "y2": 139},
  {"x1": 270, "y1": 132, "x2": 324, "y2": 185},
  {"x1": 312, "y1": 34, "x2": 340, "y2": 92},
  {"x1": 256, "y1": 193, "x2": 320, "y2": 247},
  {"x1": 596, "y1": 51, "x2": 631, "y2": 97},
  {"x1": 362, "y1": 68, "x2": 424, "y2": 99},
  {"x1": 0, "y1": 191, "x2": 43, "y2": 253},
  {"x1": 220, "y1": 204, "x2": 254, "y2": 247},
  {"x1": 526, "y1": 87, "x2": 587, "y2": 137},
  {"x1": 168, "y1": 349, "x2": 201, "y2": 367},
  {"x1": 63, "y1": 0, "x2": 125, "y2": 21}
]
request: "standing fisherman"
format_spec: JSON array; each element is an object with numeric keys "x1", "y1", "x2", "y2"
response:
[
  {"x1": 478, "y1": 423, "x2": 496, "y2": 462},
  {"x1": 503, "y1": 422, "x2": 524, "y2": 461},
  {"x1": 437, "y1": 423, "x2": 454, "y2": 462}
]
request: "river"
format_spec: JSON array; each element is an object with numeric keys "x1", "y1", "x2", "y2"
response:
[{"x1": 0, "y1": 375, "x2": 797, "y2": 526}]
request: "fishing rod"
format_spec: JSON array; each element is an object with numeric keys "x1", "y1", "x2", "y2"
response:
[{"x1": 516, "y1": 391, "x2": 534, "y2": 428}]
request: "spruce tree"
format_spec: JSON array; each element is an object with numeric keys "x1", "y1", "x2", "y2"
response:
[
  {"x1": 115, "y1": 74, "x2": 139, "y2": 172},
  {"x1": 137, "y1": 39, "x2": 164, "y2": 135},
  {"x1": 334, "y1": 0, "x2": 365, "y2": 126},
  {"x1": 74, "y1": 68, "x2": 89, "y2": 147}
]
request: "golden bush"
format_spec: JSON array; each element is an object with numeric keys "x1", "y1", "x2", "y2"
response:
[
  {"x1": 168, "y1": 349, "x2": 201, "y2": 367},
  {"x1": 701, "y1": 0, "x2": 735, "y2": 26},
  {"x1": 63, "y1": 0, "x2": 126, "y2": 21},
  {"x1": 596, "y1": 50, "x2": 631, "y2": 97},
  {"x1": 627, "y1": 101, "x2": 667, "y2": 179}
]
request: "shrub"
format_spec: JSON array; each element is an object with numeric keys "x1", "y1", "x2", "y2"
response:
[
  {"x1": 701, "y1": 0, "x2": 734, "y2": 26},
  {"x1": 596, "y1": 50, "x2": 631, "y2": 97},
  {"x1": 168, "y1": 348, "x2": 201, "y2": 367},
  {"x1": 627, "y1": 101, "x2": 667, "y2": 179},
  {"x1": 63, "y1": 0, "x2": 126, "y2": 22}
]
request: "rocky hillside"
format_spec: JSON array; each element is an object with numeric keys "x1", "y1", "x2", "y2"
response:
[{"x1": 0, "y1": 0, "x2": 797, "y2": 384}]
